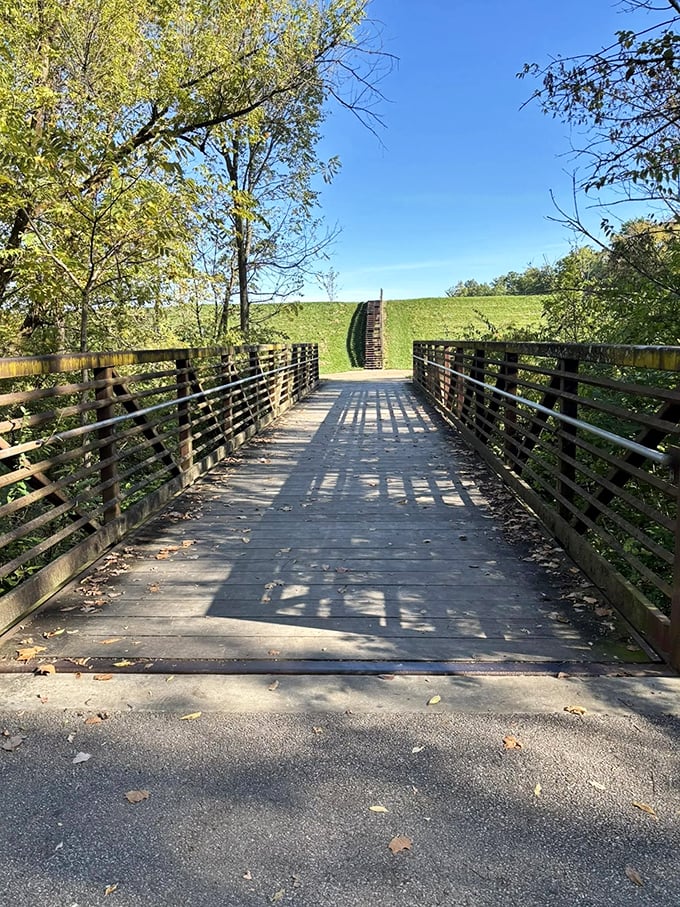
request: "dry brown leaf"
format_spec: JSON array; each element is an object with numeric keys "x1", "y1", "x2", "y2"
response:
[
  {"x1": 104, "y1": 884, "x2": 118, "y2": 896},
  {"x1": 1, "y1": 735, "x2": 25, "y2": 752},
  {"x1": 100, "y1": 638, "x2": 121, "y2": 645},
  {"x1": 43, "y1": 628, "x2": 65, "y2": 638},
  {"x1": 564, "y1": 705, "x2": 587, "y2": 716},
  {"x1": 595, "y1": 607, "x2": 613, "y2": 617},
  {"x1": 503, "y1": 735, "x2": 523, "y2": 750},
  {"x1": 84, "y1": 715, "x2": 103, "y2": 725},
  {"x1": 16, "y1": 645, "x2": 47, "y2": 662},
  {"x1": 268, "y1": 680, "x2": 280, "y2": 692},
  {"x1": 93, "y1": 673, "x2": 113, "y2": 682},
  {"x1": 179, "y1": 711, "x2": 202, "y2": 720},
  {"x1": 113, "y1": 659, "x2": 135, "y2": 667},
  {"x1": 625, "y1": 866, "x2": 644, "y2": 886},
  {"x1": 268, "y1": 649, "x2": 281, "y2": 656},
  {"x1": 632, "y1": 801, "x2": 658, "y2": 820},
  {"x1": 388, "y1": 835, "x2": 413, "y2": 855},
  {"x1": 180, "y1": 540, "x2": 195, "y2": 548},
  {"x1": 369, "y1": 805, "x2": 388, "y2": 813},
  {"x1": 426, "y1": 695, "x2": 441, "y2": 706},
  {"x1": 148, "y1": 584, "x2": 160, "y2": 593},
  {"x1": 155, "y1": 550, "x2": 170, "y2": 559},
  {"x1": 35, "y1": 664, "x2": 56, "y2": 675},
  {"x1": 125, "y1": 789, "x2": 150, "y2": 803},
  {"x1": 312, "y1": 726, "x2": 324, "y2": 735}
]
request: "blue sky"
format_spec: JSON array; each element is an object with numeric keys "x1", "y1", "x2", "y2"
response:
[{"x1": 301, "y1": 0, "x2": 651, "y2": 302}]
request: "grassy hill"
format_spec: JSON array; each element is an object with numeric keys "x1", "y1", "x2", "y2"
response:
[{"x1": 269, "y1": 295, "x2": 544, "y2": 373}]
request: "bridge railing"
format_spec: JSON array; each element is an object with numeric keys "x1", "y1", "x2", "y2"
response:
[
  {"x1": 414, "y1": 339, "x2": 680, "y2": 669},
  {"x1": 0, "y1": 343, "x2": 318, "y2": 632}
]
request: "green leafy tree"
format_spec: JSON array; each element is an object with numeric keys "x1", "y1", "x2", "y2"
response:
[{"x1": 0, "y1": 0, "x2": 386, "y2": 349}]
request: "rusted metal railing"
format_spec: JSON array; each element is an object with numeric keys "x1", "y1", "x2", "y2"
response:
[
  {"x1": 413, "y1": 340, "x2": 680, "y2": 669},
  {"x1": 0, "y1": 343, "x2": 318, "y2": 632}
]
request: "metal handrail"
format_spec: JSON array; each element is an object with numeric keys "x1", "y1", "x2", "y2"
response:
[
  {"x1": 413, "y1": 354, "x2": 670, "y2": 466},
  {"x1": 1, "y1": 356, "x2": 319, "y2": 460}
]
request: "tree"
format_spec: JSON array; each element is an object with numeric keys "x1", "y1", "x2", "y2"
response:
[
  {"x1": 520, "y1": 0, "x2": 680, "y2": 298},
  {"x1": 315, "y1": 267, "x2": 341, "y2": 301},
  {"x1": 0, "y1": 0, "x2": 387, "y2": 349}
]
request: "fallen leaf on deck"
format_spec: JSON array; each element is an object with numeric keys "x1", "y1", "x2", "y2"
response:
[
  {"x1": 556, "y1": 671, "x2": 569, "y2": 679},
  {"x1": 16, "y1": 646, "x2": 47, "y2": 662},
  {"x1": 241, "y1": 537, "x2": 250, "y2": 544},
  {"x1": 534, "y1": 782, "x2": 542, "y2": 797},
  {"x1": 35, "y1": 664, "x2": 56, "y2": 675},
  {"x1": 148, "y1": 584, "x2": 160, "y2": 593},
  {"x1": 271, "y1": 890, "x2": 285, "y2": 903},
  {"x1": 43, "y1": 628, "x2": 65, "y2": 638},
  {"x1": 411, "y1": 746, "x2": 425, "y2": 753},
  {"x1": 125, "y1": 789, "x2": 150, "y2": 803},
  {"x1": 369, "y1": 805, "x2": 388, "y2": 813},
  {"x1": 114, "y1": 660, "x2": 135, "y2": 667},
  {"x1": 155, "y1": 551, "x2": 170, "y2": 560},
  {"x1": 100, "y1": 638, "x2": 121, "y2": 645},
  {"x1": 268, "y1": 680, "x2": 280, "y2": 692},
  {"x1": 84, "y1": 715, "x2": 103, "y2": 725},
  {"x1": 242, "y1": 870, "x2": 253, "y2": 880},
  {"x1": 564, "y1": 705, "x2": 587, "y2": 716},
  {"x1": 104, "y1": 883, "x2": 118, "y2": 896},
  {"x1": 94, "y1": 673, "x2": 113, "y2": 681},
  {"x1": 632, "y1": 801, "x2": 658, "y2": 819},
  {"x1": 388, "y1": 835, "x2": 413, "y2": 855},
  {"x1": 312, "y1": 726, "x2": 323, "y2": 735},
  {"x1": 503, "y1": 735, "x2": 523, "y2": 750},
  {"x1": 268, "y1": 649, "x2": 280, "y2": 656},
  {"x1": 179, "y1": 711, "x2": 201, "y2": 720},
  {"x1": 625, "y1": 866, "x2": 643, "y2": 886},
  {"x1": 180, "y1": 540, "x2": 195, "y2": 548},
  {"x1": 1, "y1": 735, "x2": 25, "y2": 751},
  {"x1": 72, "y1": 751, "x2": 91, "y2": 764},
  {"x1": 588, "y1": 780, "x2": 607, "y2": 791},
  {"x1": 595, "y1": 607, "x2": 613, "y2": 617},
  {"x1": 426, "y1": 695, "x2": 441, "y2": 706}
]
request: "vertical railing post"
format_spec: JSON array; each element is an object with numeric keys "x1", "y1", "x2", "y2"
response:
[
  {"x1": 504, "y1": 352, "x2": 519, "y2": 466},
  {"x1": 176, "y1": 358, "x2": 193, "y2": 472},
  {"x1": 312, "y1": 342, "x2": 319, "y2": 385},
  {"x1": 559, "y1": 357, "x2": 579, "y2": 518},
  {"x1": 454, "y1": 347, "x2": 464, "y2": 418},
  {"x1": 249, "y1": 347, "x2": 260, "y2": 427},
  {"x1": 94, "y1": 366, "x2": 121, "y2": 523},
  {"x1": 221, "y1": 350, "x2": 234, "y2": 445},
  {"x1": 669, "y1": 456, "x2": 680, "y2": 670},
  {"x1": 473, "y1": 348, "x2": 485, "y2": 436}
]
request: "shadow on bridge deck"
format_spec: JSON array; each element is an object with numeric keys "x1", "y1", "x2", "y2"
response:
[{"x1": 0, "y1": 371, "x2": 662, "y2": 675}]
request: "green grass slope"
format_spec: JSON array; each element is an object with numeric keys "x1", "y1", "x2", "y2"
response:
[
  {"x1": 269, "y1": 296, "x2": 544, "y2": 373},
  {"x1": 383, "y1": 296, "x2": 543, "y2": 369}
]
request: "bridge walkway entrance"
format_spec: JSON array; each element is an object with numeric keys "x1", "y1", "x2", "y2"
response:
[{"x1": 0, "y1": 372, "x2": 661, "y2": 675}]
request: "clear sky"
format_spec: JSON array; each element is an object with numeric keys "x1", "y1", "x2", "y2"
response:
[{"x1": 300, "y1": 0, "x2": 651, "y2": 302}]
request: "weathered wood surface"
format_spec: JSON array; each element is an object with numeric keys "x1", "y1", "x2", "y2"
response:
[{"x1": 0, "y1": 371, "x2": 655, "y2": 669}]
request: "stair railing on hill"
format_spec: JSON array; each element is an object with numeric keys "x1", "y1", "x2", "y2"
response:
[
  {"x1": 0, "y1": 343, "x2": 318, "y2": 632},
  {"x1": 364, "y1": 297, "x2": 384, "y2": 368},
  {"x1": 413, "y1": 339, "x2": 680, "y2": 670}
]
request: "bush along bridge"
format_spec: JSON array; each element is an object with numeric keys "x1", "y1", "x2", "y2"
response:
[{"x1": 0, "y1": 339, "x2": 678, "y2": 675}]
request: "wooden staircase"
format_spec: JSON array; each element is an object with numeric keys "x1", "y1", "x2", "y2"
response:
[{"x1": 364, "y1": 295, "x2": 384, "y2": 369}]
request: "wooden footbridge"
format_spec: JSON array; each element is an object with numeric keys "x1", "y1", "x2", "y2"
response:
[{"x1": 0, "y1": 341, "x2": 679, "y2": 675}]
